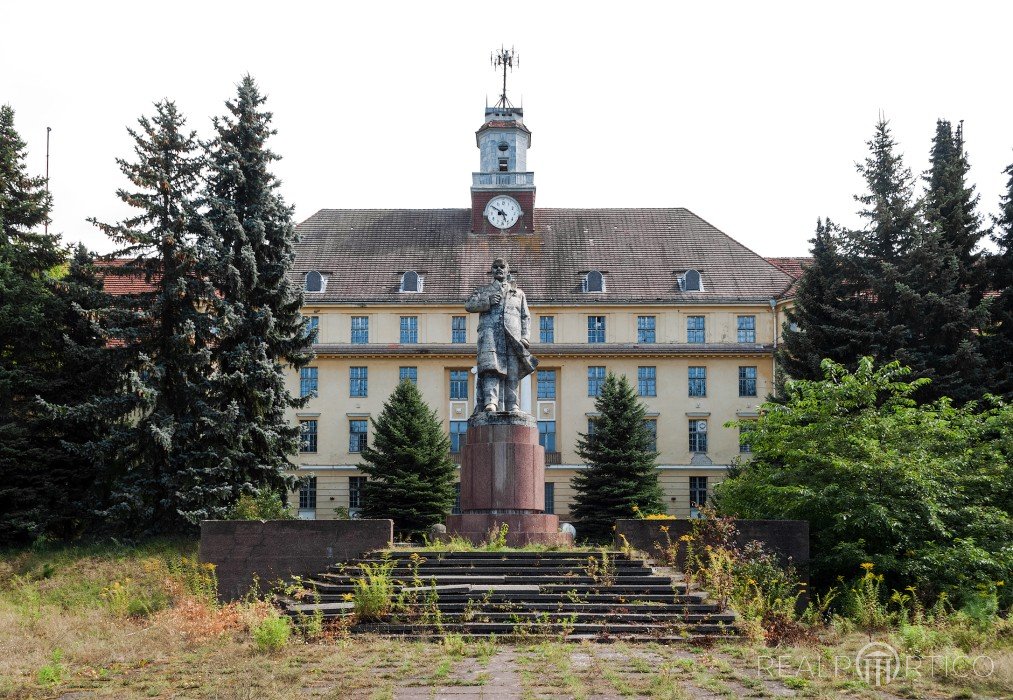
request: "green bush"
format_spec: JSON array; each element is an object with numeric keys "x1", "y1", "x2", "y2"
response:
[
  {"x1": 36, "y1": 649, "x2": 64, "y2": 686},
  {"x1": 228, "y1": 491, "x2": 293, "y2": 520},
  {"x1": 353, "y1": 561, "x2": 395, "y2": 622},
  {"x1": 252, "y1": 612, "x2": 292, "y2": 652}
]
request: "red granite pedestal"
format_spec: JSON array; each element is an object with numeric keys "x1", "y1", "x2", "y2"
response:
[{"x1": 445, "y1": 412, "x2": 573, "y2": 547}]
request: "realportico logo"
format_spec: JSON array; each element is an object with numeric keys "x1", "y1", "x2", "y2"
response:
[
  {"x1": 757, "y1": 640, "x2": 995, "y2": 687},
  {"x1": 854, "y1": 642, "x2": 901, "y2": 686}
]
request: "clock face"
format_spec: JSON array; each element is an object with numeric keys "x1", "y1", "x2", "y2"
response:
[{"x1": 484, "y1": 195, "x2": 522, "y2": 229}]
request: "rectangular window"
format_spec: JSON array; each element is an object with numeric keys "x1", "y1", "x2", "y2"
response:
[
  {"x1": 349, "y1": 476, "x2": 366, "y2": 510},
  {"x1": 637, "y1": 366, "x2": 657, "y2": 397},
  {"x1": 689, "y1": 419, "x2": 708, "y2": 453},
  {"x1": 588, "y1": 366, "x2": 606, "y2": 397},
  {"x1": 298, "y1": 476, "x2": 317, "y2": 519},
  {"x1": 306, "y1": 316, "x2": 319, "y2": 341},
  {"x1": 537, "y1": 369, "x2": 557, "y2": 400},
  {"x1": 449, "y1": 370, "x2": 469, "y2": 400},
  {"x1": 451, "y1": 316, "x2": 467, "y2": 343},
  {"x1": 586, "y1": 417, "x2": 598, "y2": 445},
  {"x1": 300, "y1": 420, "x2": 317, "y2": 453},
  {"x1": 740, "y1": 422, "x2": 755, "y2": 454},
  {"x1": 349, "y1": 420, "x2": 368, "y2": 453},
  {"x1": 350, "y1": 366, "x2": 368, "y2": 397},
  {"x1": 643, "y1": 419, "x2": 657, "y2": 452},
  {"x1": 539, "y1": 316, "x2": 554, "y2": 344},
  {"x1": 450, "y1": 420, "x2": 468, "y2": 453},
  {"x1": 538, "y1": 420, "x2": 556, "y2": 453},
  {"x1": 544, "y1": 482, "x2": 555, "y2": 515},
  {"x1": 399, "y1": 366, "x2": 417, "y2": 385},
  {"x1": 689, "y1": 476, "x2": 708, "y2": 509},
  {"x1": 587, "y1": 315, "x2": 606, "y2": 343},
  {"x1": 351, "y1": 316, "x2": 368, "y2": 344},
  {"x1": 300, "y1": 366, "x2": 318, "y2": 398},
  {"x1": 687, "y1": 315, "x2": 705, "y2": 343},
  {"x1": 637, "y1": 316, "x2": 656, "y2": 344},
  {"x1": 688, "y1": 366, "x2": 707, "y2": 397},
  {"x1": 737, "y1": 315, "x2": 756, "y2": 343},
  {"x1": 400, "y1": 316, "x2": 418, "y2": 344},
  {"x1": 739, "y1": 366, "x2": 758, "y2": 397}
]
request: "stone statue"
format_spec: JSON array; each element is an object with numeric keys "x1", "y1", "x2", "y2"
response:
[{"x1": 466, "y1": 258, "x2": 538, "y2": 413}]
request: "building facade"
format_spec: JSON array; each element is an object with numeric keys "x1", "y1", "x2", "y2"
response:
[{"x1": 287, "y1": 97, "x2": 795, "y2": 522}]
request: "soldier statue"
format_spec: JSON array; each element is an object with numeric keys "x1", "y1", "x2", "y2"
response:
[{"x1": 466, "y1": 258, "x2": 539, "y2": 413}]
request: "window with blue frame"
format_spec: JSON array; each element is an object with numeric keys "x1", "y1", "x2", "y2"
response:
[
  {"x1": 399, "y1": 366, "x2": 417, "y2": 384},
  {"x1": 688, "y1": 366, "x2": 706, "y2": 397},
  {"x1": 451, "y1": 316, "x2": 466, "y2": 343},
  {"x1": 349, "y1": 420, "x2": 368, "y2": 453},
  {"x1": 587, "y1": 316, "x2": 606, "y2": 343},
  {"x1": 306, "y1": 316, "x2": 319, "y2": 341},
  {"x1": 643, "y1": 419, "x2": 657, "y2": 451},
  {"x1": 588, "y1": 366, "x2": 606, "y2": 396},
  {"x1": 351, "y1": 316, "x2": 368, "y2": 344},
  {"x1": 687, "y1": 316, "x2": 705, "y2": 343},
  {"x1": 637, "y1": 366, "x2": 656, "y2": 397},
  {"x1": 689, "y1": 419, "x2": 708, "y2": 453},
  {"x1": 400, "y1": 316, "x2": 418, "y2": 344},
  {"x1": 537, "y1": 369, "x2": 556, "y2": 400},
  {"x1": 538, "y1": 420, "x2": 556, "y2": 452},
  {"x1": 450, "y1": 420, "x2": 468, "y2": 453},
  {"x1": 637, "y1": 316, "x2": 656, "y2": 343},
  {"x1": 300, "y1": 367, "x2": 318, "y2": 398},
  {"x1": 539, "y1": 316, "x2": 554, "y2": 343},
  {"x1": 739, "y1": 366, "x2": 757, "y2": 396},
  {"x1": 300, "y1": 420, "x2": 317, "y2": 453},
  {"x1": 544, "y1": 482, "x2": 555, "y2": 515},
  {"x1": 449, "y1": 370, "x2": 468, "y2": 400},
  {"x1": 350, "y1": 367, "x2": 368, "y2": 397},
  {"x1": 737, "y1": 315, "x2": 756, "y2": 343}
]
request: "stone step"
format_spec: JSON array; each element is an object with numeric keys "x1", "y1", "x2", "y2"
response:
[
  {"x1": 357, "y1": 632, "x2": 740, "y2": 644},
  {"x1": 340, "y1": 556, "x2": 647, "y2": 568},
  {"x1": 351, "y1": 622, "x2": 737, "y2": 636},
  {"x1": 305, "y1": 581, "x2": 691, "y2": 596},
  {"x1": 369, "y1": 550, "x2": 630, "y2": 560},
  {"x1": 315, "y1": 572, "x2": 672, "y2": 586},
  {"x1": 307, "y1": 591, "x2": 709, "y2": 605}
]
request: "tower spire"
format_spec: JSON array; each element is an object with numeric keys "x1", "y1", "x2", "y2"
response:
[{"x1": 490, "y1": 46, "x2": 519, "y2": 109}]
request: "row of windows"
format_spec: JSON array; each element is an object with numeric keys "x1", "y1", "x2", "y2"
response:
[
  {"x1": 299, "y1": 416, "x2": 754, "y2": 456},
  {"x1": 297, "y1": 475, "x2": 712, "y2": 520},
  {"x1": 308, "y1": 314, "x2": 759, "y2": 345},
  {"x1": 302, "y1": 365, "x2": 759, "y2": 400}
]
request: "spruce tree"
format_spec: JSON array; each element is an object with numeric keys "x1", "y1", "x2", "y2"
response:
[
  {"x1": 0, "y1": 104, "x2": 63, "y2": 545},
  {"x1": 357, "y1": 380, "x2": 458, "y2": 537},
  {"x1": 570, "y1": 373, "x2": 664, "y2": 543},
  {"x1": 90, "y1": 101, "x2": 228, "y2": 534},
  {"x1": 777, "y1": 219, "x2": 877, "y2": 380},
  {"x1": 203, "y1": 76, "x2": 313, "y2": 505},
  {"x1": 986, "y1": 159, "x2": 1013, "y2": 399}
]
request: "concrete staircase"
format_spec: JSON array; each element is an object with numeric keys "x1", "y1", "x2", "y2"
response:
[{"x1": 280, "y1": 550, "x2": 737, "y2": 642}]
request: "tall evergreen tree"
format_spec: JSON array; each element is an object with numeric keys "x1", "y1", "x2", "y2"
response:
[
  {"x1": 0, "y1": 104, "x2": 63, "y2": 545},
  {"x1": 986, "y1": 159, "x2": 1013, "y2": 399},
  {"x1": 357, "y1": 380, "x2": 458, "y2": 537},
  {"x1": 777, "y1": 219, "x2": 877, "y2": 380},
  {"x1": 923, "y1": 120, "x2": 986, "y2": 296},
  {"x1": 203, "y1": 76, "x2": 313, "y2": 505},
  {"x1": 570, "y1": 373, "x2": 664, "y2": 542},
  {"x1": 90, "y1": 101, "x2": 228, "y2": 534}
]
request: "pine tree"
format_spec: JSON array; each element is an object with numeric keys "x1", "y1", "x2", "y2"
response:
[
  {"x1": 357, "y1": 380, "x2": 458, "y2": 537},
  {"x1": 777, "y1": 219, "x2": 878, "y2": 380},
  {"x1": 203, "y1": 76, "x2": 313, "y2": 506},
  {"x1": 0, "y1": 104, "x2": 63, "y2": 545},
  {"x1": 89, "y1": 101, "x2": 228, "y2": 534},
  {"x1": 924, "y1": 120, "x2": 985, "y2": 296},
  {"x1": 570, "y1": 373, "x2": 664, "y2": 543},
  {"x1": 986, "y1": 159, "x2": 1013, "y2": 399}
]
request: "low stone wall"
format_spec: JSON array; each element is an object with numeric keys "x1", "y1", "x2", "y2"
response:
[
  {"x1": 615, "y1": 519, "x2": 809, "y2": 574},
  {"x1": 200, "y1": 519, "x2": 393, "y2": 601}
]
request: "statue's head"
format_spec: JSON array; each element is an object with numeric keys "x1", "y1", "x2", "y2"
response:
[{"x1": 490, "y1": 258, "x2": 509, "y2": 282}]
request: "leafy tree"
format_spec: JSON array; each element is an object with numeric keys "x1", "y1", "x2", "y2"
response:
[
  {"x1": 717, "y1": 358, "x2": 1013, "y2": 606},
  {"x1": 89, "y1": 101, "x2": 229, "y2": 534},
  {"x1": 0, "y1": 104, "x2": 62, "y2": 545},
  {"x1": 203, "y1": 75, "x2": 313, "y2": 505},
  {"x1": 357, "y1": 380, "x2": 458, "y2": 536},
  {"x1": 985, "y1": 158, "x2": 1013, "y2": 400},
  {"x1": 777, "y1": 219, "x2": 877, "y2": 380},
  {"x1": 570, "y1": 372, "x2": 665, "y2": 542}
]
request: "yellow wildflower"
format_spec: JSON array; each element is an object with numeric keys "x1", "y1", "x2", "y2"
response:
[
  {"x1": 341, "y1": 593, "x2": 354, "y2": 601},
  {"x1": 860, "y1": 562, "x2": 875, "y2": 572},
  {"x1": 679, "y1": 535, "x2": 693, "y2": 542}
]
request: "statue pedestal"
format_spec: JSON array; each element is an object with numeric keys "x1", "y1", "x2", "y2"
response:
[{"x1": 446, "y1": 412, "x2": 573, "y2": 546}]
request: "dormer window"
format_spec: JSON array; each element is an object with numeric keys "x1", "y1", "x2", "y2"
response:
[
  {"x1": 400, "y1": 270, "x2": 424, "y2": 293},
  {"x1": 305, "y1": 270, "x2": 325, "y2": 293},
  {"x1": 678, "y1": 269, "x2": 703, "y2": 292},
  {"x1": 582, "y1": 270, "x2": 605, "y2": 293}
]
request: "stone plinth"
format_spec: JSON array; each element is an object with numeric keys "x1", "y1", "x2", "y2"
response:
[{"x1": 446, "y1": 411, "x2": 572, "y2": 546}]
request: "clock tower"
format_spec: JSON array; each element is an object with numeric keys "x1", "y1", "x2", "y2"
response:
[{"x1": 471, "y1": 48, "x2": 535, "y2": 234}]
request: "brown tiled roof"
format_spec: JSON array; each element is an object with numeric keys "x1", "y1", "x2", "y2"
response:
[
  {"x1": 765, "y1": 256, "x2": 812, "y2": 299},
  {"x1": 292, "y1": 209, "x2": 795, "y2": 305},
  {"x1": 95, "y1": 259, "x2": 159, "y2": 295},
  {"x1": 478, "y1": 120, "x2": 531, "y2": 132}
]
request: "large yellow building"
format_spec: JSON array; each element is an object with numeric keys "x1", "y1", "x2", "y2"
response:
[{"x1": 286, "y1": 96, "x2": 796, "y2": 523}]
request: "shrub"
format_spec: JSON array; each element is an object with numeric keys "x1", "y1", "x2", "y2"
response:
[
  {"x1": 228, "y1": 491, "x2": 293, "y2": 520},
  {"x1": 252, "y1": 611, "x2": 292, "y2": 652},
  {"x1": 36, "y1": 649, "x2": 64, "y2": 686},
  {"x1": 353, "y1": 561, "x2": 395, "y2": 622}
]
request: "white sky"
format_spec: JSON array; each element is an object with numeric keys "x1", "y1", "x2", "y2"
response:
[{"x1": 4, "y1": 0, "x2": 1011, "y2": 256}]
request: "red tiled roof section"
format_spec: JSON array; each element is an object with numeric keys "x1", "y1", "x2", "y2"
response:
[
  {"x1": 292, "y1": 208, "x2": 796, "y2": 305},
  {"x1": 96, "y1": 259, "x2": 159, "y2": 295},
  {"x1": 766, "y1": 256, "x2": 812, "y2": 299}
]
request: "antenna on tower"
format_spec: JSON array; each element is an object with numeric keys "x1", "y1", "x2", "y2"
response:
[{"x1": 491, "y1": 46, "x2": 519, "y2": 109}]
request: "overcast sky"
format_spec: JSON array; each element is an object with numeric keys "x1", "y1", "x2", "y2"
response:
[{"x1": 4, "y1": 1, "x2": 1011, "y2": 257}]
